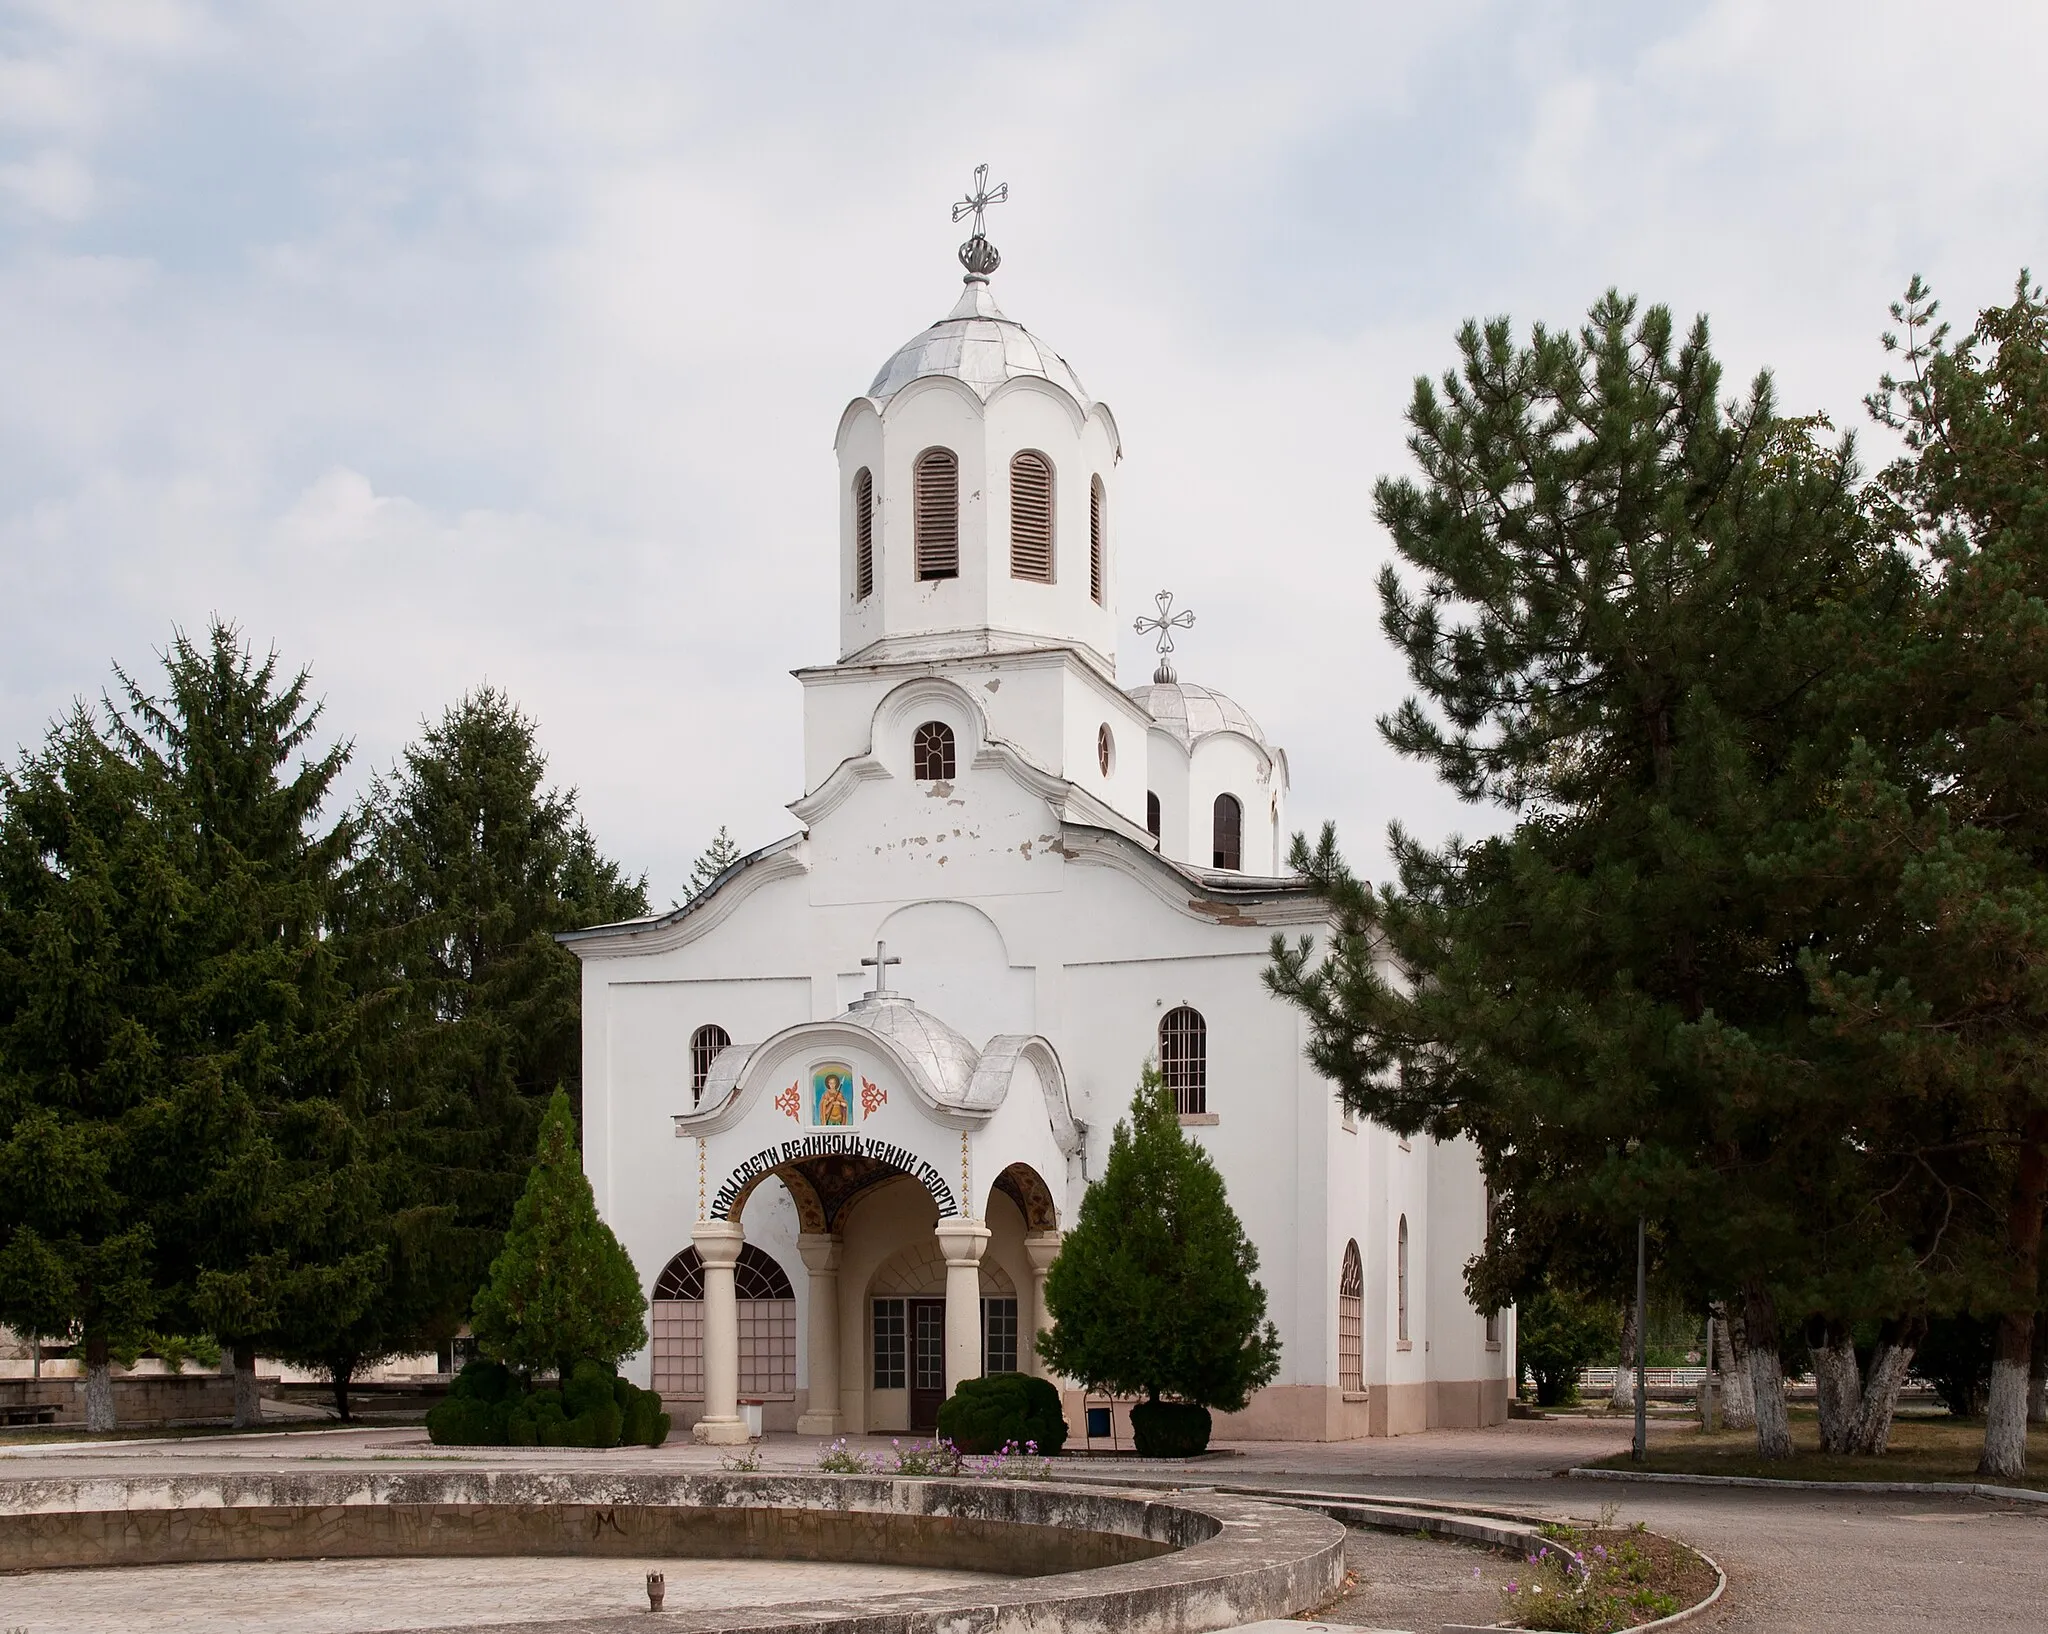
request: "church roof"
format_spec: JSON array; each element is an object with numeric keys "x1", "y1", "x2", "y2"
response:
[
  {"x1": 1126, "y1": 680, "x2": 1271, "y2": 752},
  {"x1": 840, "y1": 991, "x2": 991, "y2": 1110},
  {"x1": 867, "y1": 280, "x2": 1090, "y2": 408}
]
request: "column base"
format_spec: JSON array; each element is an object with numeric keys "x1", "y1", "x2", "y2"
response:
[
  {"x1": 795, "y1": 1410, "x2": 844, "y2": 1436},
  {"x1": 691, "y1": 1416, "x2": 752, "y2": 1445}
]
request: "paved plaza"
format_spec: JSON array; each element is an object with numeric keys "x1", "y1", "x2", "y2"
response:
[{"x1": 3, "y1": 1415, "x2": 2045, "y2": 1632}]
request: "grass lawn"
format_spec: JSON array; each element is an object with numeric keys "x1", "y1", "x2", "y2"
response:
[{"x1": 1588, "y1": 1408, "x2": 2048, "y2": 1488}]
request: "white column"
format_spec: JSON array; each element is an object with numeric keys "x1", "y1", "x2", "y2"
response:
[
  {"x1": 934, "y1": 1218, "x2": 992, "y2": 1394},
  {"x1": 795, "y1": 1233, "x2": 844, "y2": 1436},
  {"x1": 1023, "y1": 1230, "x2": 1062, "y2": 1378},
  {"x1": 690, "y1": 1219, "x2": 750, "y2": 1445}
]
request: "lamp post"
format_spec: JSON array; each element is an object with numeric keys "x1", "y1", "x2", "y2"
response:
[{"x1": 1631, "y1": 1216, "x2": 1648, "y2": 1464}]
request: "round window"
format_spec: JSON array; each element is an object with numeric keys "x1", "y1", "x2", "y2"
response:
[{"x1": 1097, "y1": 723, "x2": 1115, "y2": 777}]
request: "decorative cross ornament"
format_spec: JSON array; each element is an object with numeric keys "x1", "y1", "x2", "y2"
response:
[
  {"x1": 1134, "y1": 589, "x2": 1197, "y2": 684},
  {"x1": 953, "y1": 163, "x2": 1008, "y2": 279},
  {"x1": 860, "y1": 939, "x2": 902, "y2": 997}
]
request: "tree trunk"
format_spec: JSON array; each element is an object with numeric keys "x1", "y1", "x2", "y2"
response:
[
  {"x1": 1743, "y1": 1282, "x2": 1794, "y2": 1459},
  {"x1": 1850, "y1": 1313, "x2": 1925, "y2": 1456},
  {"x1": 1716, "y1": 1302, "x2": 1755, "y2": 1431},
  {"x1": 2029, "y1": 1317, "x2": 2048, "y2": 1428},
  {"x1": 1808, "y1": 1317, "x2": 1861, "y2": 1455},
  {"x1": 232, "y1": 1343, "x2": 263, "y2": 1430},
  {"x1": 330, "y1": 1365, "x2": 353, "y2": 1423},
  {"x1": 83, "y1": 1333, "x2": 116, "y2": 1433},
  {"x1": 1610, "y1": 1303, "x2": 1638, "y2": 1411},
  {"x1": 1981, "y1": 1113, "x2": 2048, "y2": 1480}
]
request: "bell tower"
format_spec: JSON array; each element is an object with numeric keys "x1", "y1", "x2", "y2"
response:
[{"x1": 834, "y1": 168, "x2": 1123, "y2": 676}]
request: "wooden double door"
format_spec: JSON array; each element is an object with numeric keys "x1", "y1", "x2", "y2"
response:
[{"x1": 909, "y1": 1298, "x2": 946, "y2": 1432}]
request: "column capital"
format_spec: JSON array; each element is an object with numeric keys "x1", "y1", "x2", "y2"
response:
[
  {"x1": 933, "y1": 1218, "x2": 992, "y2": 1267},
  {"x1": 692, "y1": 1217, "x2": 746, "y2": 1269},
  {"x1": 797, "y1": 1232, "x2": 844, "y2": 1275},
  {"x1": 1022, "y1": 1230, "x2": 1062, "y2": 1274}
]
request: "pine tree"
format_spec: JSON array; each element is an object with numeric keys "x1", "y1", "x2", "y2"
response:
[
  {"x1": 470, "y1": 1089, "x2": 646, "y2": 1378},
  {"x1": 1266, "y1": 292, "x2": 1918, "y2": 1460},
  {"x1": 687, "y1": 826, "x2": 742, "y2": 900},
  {"x1": 1039, "y1": 1068, "x2": 1279, "y2": 1430},
  {"x1": 347, "y1": 689, "x2": 645, "y2": 1344}
]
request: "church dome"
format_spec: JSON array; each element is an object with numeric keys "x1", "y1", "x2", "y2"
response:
[
  {"x1": 867, "y1": 280, "x2": 1090, "y2": 408},
  {"x1": 1126, "y1": 680, "x2": 1270, "y2": 751},
  {"x1": 842, "y1": 991, "x2": 983, "y2": 1107}
]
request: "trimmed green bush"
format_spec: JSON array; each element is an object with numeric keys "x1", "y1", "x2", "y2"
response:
[
  {"x1": 425, "y1": 1360, "x2": 518, "y2": 1446},
  {"x1": 615, "y1": 1372, "x2": 673, "y2": 1448},
  {"x1": 1130, "y1": 1399, "x2": 1211, "y2": 1457},
  {"x1": 935, "y1": 1373, "x2": 1069, "y2": 1455}
]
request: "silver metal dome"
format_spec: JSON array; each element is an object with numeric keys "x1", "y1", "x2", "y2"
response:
[
  {"x1": 1126, "y1": 681, "x2": 1271, "y2": 751},
  {"x1": 867, "y1": 280, "x2": 1089, "y2": 408},
  {"x1": 842, "y1": 991, "x2": 986, "y2": 1109}
]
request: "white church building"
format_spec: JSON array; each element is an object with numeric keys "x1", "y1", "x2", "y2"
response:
[{"x1": 564, "y1": 178, "x2": 1514, "y2": 1444}]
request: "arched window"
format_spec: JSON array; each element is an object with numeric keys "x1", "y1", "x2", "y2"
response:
[
  {"x1": 650, "y1": 1243, "x2": 797, "y2": 1401},
  {"x1": 1397, "y1": 1216, "x2": 1410, "y2": 1344},
  {"x1": 1212, "y1": 793, "x2": 1243, "y2": 871},
  {"x1": 913, "y1": 720, "x2": 956, "y2": 780},
  {"x1": 1010, "y1": 451, "x2": 1054, "y2": 582},
  {"x1": 1089, "y1": 474, "x2": 1106, "y2": 605},
  {"x1": 690, "y1": 1024, "x2": 731, "y2": 1105},
  {"x1": 1338, "y1": 1241, "x2": 1364, "y2": 1393},
  {"x1": 1159, "y1": 1005, "x2": 1207, "y2": 1116},
  {"x1": 914, "y1": 448, "x2": 959, "y2": 581},
  {"x1": 853, "y1": 467, "x2": 875, "y2": 600},
  {"x1": 1097, "y1": 723, "x2": 1114, "y2": 777},
  {"x1": 1146, "y1": 791, "x2": 1161, "y2": 839}
]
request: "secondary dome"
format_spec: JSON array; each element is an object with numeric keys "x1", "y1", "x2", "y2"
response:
[
  {"x1": 842, "y1": 990, "x2": 982, "y2": 1107},
  {"x1": 1126, "y1": 681, "x2": 1271, "y2": 752},
  {"x1": 867, "y1": 280, "x2": 1089, "y2": 408}
]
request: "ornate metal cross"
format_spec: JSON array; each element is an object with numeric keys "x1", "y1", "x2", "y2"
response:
[
  {"x1": 1134, "y1": 589, "x2": 1196, "y2": 683},
  {"x1": 953, "y1": 163, "x2": 1008, "y2": 278},
  {"x1": 860, "y1": 939, "x2": 902, "y2": 996}
]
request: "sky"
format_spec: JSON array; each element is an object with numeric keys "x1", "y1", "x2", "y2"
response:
[{"x1": 3, "y1": 0, "x2": 2045, "y2": 905}]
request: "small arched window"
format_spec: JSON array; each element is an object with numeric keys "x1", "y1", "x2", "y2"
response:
[
  {"x1": 853, "y1": 467, "x2": 875, "y2": 601},
  {"x1": 690, "y1": 1024, "x2": 731, "y2": 1104},
  {"x1": 1010, "y1": 451, "x2": 1054, "y2": 582},
  {"x1": 1097, "y1": 723, "x2": 1114, "y2": 777},
  {"x1": 1212, "y1": 793, "x2": 1243, "y2": 871},
  {"x1": 1160, "y1": 1005, "x2": 1207, "y2": 1116},
  {"x1": 1338, "y1": 1241, "x2": 1364, "y2": 1392},
  {"x1": 914, "y1": 448, "x2": 959, "y2": 581},
  {"x1": 1397, "y1": 1216, "x2": 1411, "y2": 1344},
  {"x1": 1089, "y1": 475, "x2": 1106, "y2": 605},
  {"x1": 914, "y1": 720, "x2": 957, "y2": 781},
  {"x1": 1146, "y1": 791, "x2": 1161, "y2": 839}
]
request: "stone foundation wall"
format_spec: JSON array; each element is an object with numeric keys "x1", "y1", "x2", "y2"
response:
[{"x1": 0, "y1": 1374, "x2": 243, "y2": 1427}]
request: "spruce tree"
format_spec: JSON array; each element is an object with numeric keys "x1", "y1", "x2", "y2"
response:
[
  {"x1": 470, "y1": 1089, "x2": 646, "y2": 1378},
  {"x1": 1039, "y1": 1068, "x2": 1279, "y2": 1432},
  {"x1": 1266, "y1": 293, "x2": 1917, "y2": 1459},
  {"x1": 687, "y1": 826, "x2": 743, "y2": 900}
]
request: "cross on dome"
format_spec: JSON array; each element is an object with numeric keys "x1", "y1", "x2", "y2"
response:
[
  {"x1": 952, "y1": 163, "x2": 1008, "y2": 281},
  {"x1": 860, "y1": 939, "x2": 903, "y2": 997},
  {"x1": 1135, "y1": 590, "x2": 1197, "y2": 684}
]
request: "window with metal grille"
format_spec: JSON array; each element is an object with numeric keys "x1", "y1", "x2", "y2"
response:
[
  {"x1": 1212, "y1": 793, "x2": 1242, "y2": 871},
  {"x1": 650, "y1": 1244, "x2": 797, "y2": 1399},
  {"x1": 1159, "y1": 1005, "x2": 1207, "y2": 1116},
  {"x1": 982, "y1": 1297, "x2": 1019, "y2": 1375},
  {"x1": 1089, "y1": 475, "x2": 1106, "y2": 605},
  {"x1": 690, "y1": 1024, "x2": 730, "y2": 1104},
  {"x1": 872, "y1": 1298, "x2": 906, "y2": 1389},
  {"x1": 1338, "y1": 1241, "x2": 1364, "y2": 1392},
  {"x1": 1009, "y1": 451, "x2": 1054, "y2": 582},
  {"x1": 1097, "y1": 723, "x2": 1114, "y2": 777},
  {"x1": 1397, "y1": 1216, "x2": 1410, "y2": 1344},
  {"x1": 854, "y1": 467, "x2": 874, "y2": 600},
  {"x1": 913, "y1": 720, "x2": 956, "y2": 780},
  {"x1": 914, "y1": 448, "x2": 959, "y2": 580}
]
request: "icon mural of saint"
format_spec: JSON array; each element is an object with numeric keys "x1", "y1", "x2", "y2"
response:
[{"x1": 812, "y1": 1065, "x2": 853, "y2": 1126}]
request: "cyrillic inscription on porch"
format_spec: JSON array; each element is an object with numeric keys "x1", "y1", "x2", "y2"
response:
[{"x1": 709, "y1": 1134, "x2": 960, "y2": 1220}]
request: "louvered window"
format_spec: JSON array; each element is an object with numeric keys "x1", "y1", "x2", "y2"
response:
[
  {"x1": 853, "y1": 467, "x2": 874, "y2": 600},
  {"x1": 1010, "y1": 451, "x2": 1054, "y2": 582},
  {"x1": 1089, "y1": 475, "x2": 1106, "y2": 605},
  {"x1": 1146, "y1": 791, "x2": 1161, "y2": 838},
  {"x1": 1212, "y1": 793, "x2": 1243, "y2": 871},
  {"x1": 914, "y1": 720, "x2": 956, "y2": 781},
  {"x1": 1160, "y1": 1005, "x2": 1207, "y2": 1116},
  {"x1": 1339, "y1": 1241, "x2": 1364, "y2": 1392},
  {"x1": 690, "y1": 1024, "x2": 731, "y2": 1105},
  {"x1": 914, "y1": 448, "x2": 959, "y2": 581}
]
